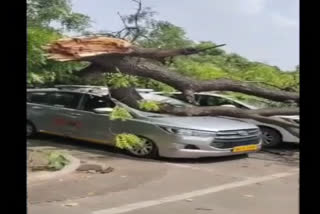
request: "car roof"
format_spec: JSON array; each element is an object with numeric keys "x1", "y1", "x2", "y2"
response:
[{"x1": 27, "y1": 85, "x2": 154, "y2": 97}]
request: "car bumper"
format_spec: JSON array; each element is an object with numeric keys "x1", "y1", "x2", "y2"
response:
[
  {"x1": 282, "y1": 128, "x2": 299, "y2": 143},
  {"x1": 157, "y1": 137, "x2": 263, "y2": 158}
]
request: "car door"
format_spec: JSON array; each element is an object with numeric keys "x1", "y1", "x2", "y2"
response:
[
  {"x1": 72, "y1": 94, "x2": 116, "y2": 144},
  {"x1": 44, "y1": 92, "x2": 84, "y2": 136},
  {"x1": 27, "y1": 91, "x2": 56, "y2": 132}
]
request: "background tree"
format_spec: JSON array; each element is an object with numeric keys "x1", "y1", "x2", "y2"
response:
[{"x1": 27, "y1": 0, "x2": 90, "y2": 87}]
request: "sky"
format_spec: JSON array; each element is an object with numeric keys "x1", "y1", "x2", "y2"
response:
[{"x1": 71, "y1": 0, "x2": 299, "y2": 71}]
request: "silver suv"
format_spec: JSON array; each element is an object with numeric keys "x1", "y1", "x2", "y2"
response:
[{"x1": 27, "y1": 85, "x2": 262, "y2": 158}]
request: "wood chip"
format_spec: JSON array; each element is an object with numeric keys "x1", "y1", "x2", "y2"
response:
[{"x1": 63, "y1": 202, "x2": 79, "y2": 207}]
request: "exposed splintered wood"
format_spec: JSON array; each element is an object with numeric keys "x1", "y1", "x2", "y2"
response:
[
  {"x1": 45, "y1": 36, "x2": 226, "y2": 62},
  {"x1": 44, "y1": 37, "x2": 133, "y2": 61}
]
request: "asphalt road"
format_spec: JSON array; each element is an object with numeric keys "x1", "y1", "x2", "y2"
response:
[{"x1": 27, "y1": 135, "x2": 299, "y2": 214}]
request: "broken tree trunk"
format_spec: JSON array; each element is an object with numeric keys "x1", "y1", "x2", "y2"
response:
[{"x1": 45, "y1": 36, "x2": 299, "y2": 136}]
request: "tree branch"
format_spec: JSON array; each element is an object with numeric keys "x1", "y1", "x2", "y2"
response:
[
  {"x1": 86, "y1": 56, "x2": 299, "y2": 103},
  {"x1": 45, "y1": 36, "x2": 299, "y2": 104},
  {"x1": 130, "y1": 0, "x2": 142, "y2": 42},
  {"x1": 130, "y1": 44, "x2": 226, "y2": 60}
]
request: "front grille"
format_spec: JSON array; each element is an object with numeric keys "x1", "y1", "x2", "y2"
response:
[
  {"x1": 211, "y1": 128, "x2": 261, "y2": 149},
  {"x1": 215, "y1": 128, "x2": 260, "y2": 139}
]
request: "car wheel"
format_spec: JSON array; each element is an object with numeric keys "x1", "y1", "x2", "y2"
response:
[
  {"x1": 259, "y1": 126, "x2": 282, "y2": 148},
  {"x1": 127, "y1": 137, "x2": 158, "y2": 158},
  {"x1": 27, "y1": 121, "x2": 36, "y2": 138}
]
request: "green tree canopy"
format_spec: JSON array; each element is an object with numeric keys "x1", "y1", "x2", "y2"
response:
[{"x1": 27, "y1": 0, "x2": 91, "y2": 87}]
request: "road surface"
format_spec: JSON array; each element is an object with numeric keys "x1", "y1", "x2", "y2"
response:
[{"x1": 28, "y1": 135, "x2": 299, "y2": 214}]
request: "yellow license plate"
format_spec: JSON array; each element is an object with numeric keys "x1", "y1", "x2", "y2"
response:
[{"x1": 232, "y1": 145, "x2": 258, "y2": 153}]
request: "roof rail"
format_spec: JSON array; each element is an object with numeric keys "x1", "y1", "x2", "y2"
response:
[
  {"x1": 54, "y1": 85, "x2": 107, "y2": 88},
  {"x1": 27, "y1": 88, "x2": 58, "y2": 91},
  {"x1": 54, "y1": 85, "x2": 109, "y2": 90},
  {"x1": 55, "y1": 85, "x2": 154, "y2": 90},
  {"x1": 54, "y1": 85, "x2": 155, "y2": 92}
]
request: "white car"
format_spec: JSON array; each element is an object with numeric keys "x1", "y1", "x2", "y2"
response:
[{"x1": 155, "y1": 92, "x2": 299, "y2": 148}]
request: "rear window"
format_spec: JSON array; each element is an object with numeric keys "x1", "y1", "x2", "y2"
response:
[
  {"x1": 47, "y1": 92, "x2": 83, "y2": 109},
  {"x1": 27, "y1": 92, "x2": 49, "y2": 105},
  {"x1": 83, "y1": 95, "x2": 115, "y2": 112}
]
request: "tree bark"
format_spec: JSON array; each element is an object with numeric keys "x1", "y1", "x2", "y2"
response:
[{"x1": 81, "y1": 56, "x2": 299, "y2": 103}]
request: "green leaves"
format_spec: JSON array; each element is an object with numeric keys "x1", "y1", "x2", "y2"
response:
[
  {"x1": 47, "y1": 151, "x2": 70, "y2": 171},
  {"x1": 139, "y1": 21, "x2": 193, "y2": 49},
  {"x1": 106, "y1": 73, "x2": 139, "y2": 89},
  {"x1": 115, "y1": 134, "x2": 144, "y2": 150},
  {"x1": 27, "y1": 1, "x2": 91, "y2": 87},
  {"x1": 109, "y1": 107, "x2": 133, "y2": 121},
  {"x1": 27, "y1": 26, "x2": 88, "y2": 87},
  {"x1": 27, "y1": 0, "x2": 90, "y2": 31},
  {"x1": 138, "y1": 100, "x2": 160, "y2": 112}
]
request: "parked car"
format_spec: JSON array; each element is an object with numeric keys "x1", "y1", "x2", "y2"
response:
[
  {"x1": 155, "y1": 91, "x2": 299, "y2": 147},
  {"x1": 27, "y1": 85, "x2": 262, "y2": 158}
]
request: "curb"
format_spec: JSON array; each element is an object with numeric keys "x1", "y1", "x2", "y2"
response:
[{"x1": 27, "y1": 154, "x2": 80, "y2": 184}]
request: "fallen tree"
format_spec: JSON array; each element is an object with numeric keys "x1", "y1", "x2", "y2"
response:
[{"x1": 45, "y1": 36, "x2": 299, "y2": 137}]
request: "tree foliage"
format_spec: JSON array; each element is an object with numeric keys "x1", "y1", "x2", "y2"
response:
[
  {"x1": 27, "y1": 0, "x2": 90, "y2": 87},
  {"x1": 27, "y1": 0, "x2": 90, "y2": 31},
  {"x1": 109, "y1": 107, "x2": 133, "y2": 121},
  {"x1": 138, "y1": 21, "x2": 193, "y2": 48},
  {"x1": 115, "y1": 134, "x2": 144, "y2": 150},
  {"x1": 138, "y1": 100, "x2": 161, "y2": 112}
]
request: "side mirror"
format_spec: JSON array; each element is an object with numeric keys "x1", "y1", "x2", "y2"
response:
[{"x1": 93, "y1": 107, "x2": 113, "y2": 114}]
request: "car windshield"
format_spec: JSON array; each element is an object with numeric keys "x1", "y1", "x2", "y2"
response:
[
  {"x1": 160, "y1": 92, "x2": 260, "y2": 110},
  {"x1": 140, "y1": 93, "x2": 193, "y2": 107},
  {"x1": 127, "y1": 93, "x2": 193, "y2": 118}
]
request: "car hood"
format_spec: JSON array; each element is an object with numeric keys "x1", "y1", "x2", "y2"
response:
[
  {"x1": 144, "y1": 115, "x2": 258, "y2": 132},
  {"x1": 113, "y1": 98, "x2": 258, "y2": 132}
]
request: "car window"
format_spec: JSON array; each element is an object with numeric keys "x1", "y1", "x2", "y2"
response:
[
  {"x1": 197, "y1": 95, "x2": 245, "y2": 108},
  {"x1": 170, "y1": 94, "x2": 188, "y2": 102},
  {"x1": 170, "y1": 94, "x2": 239, "y2": 107},
  {"x1": 27, "y1": 92, "x2": 49, "y2": 105},
  {"x1": 82, "y1": 95, "x2": 115, "y2": 112},
  {"x1": 47, "y1": 92, "x2": 82, "y2": 109},
  {"x1": 197, "y1": 95, "x2": 226, "y2": 106},
  {"x1": 141, "y1": 94, "x2": 192, "y2": 108}
]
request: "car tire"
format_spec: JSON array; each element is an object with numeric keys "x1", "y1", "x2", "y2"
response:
[
  {"x1": 259, "y1": 126, "x2": 282, "y2": 148},
  {"x1": 127, "y1": 137, "x2": 158, "y2": 158},
  {"x1": 27, "y1": 121, "x2": 36, "y2": 138}
]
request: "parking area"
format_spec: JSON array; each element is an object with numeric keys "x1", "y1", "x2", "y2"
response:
[{"x1": 28, "y1": 135, "x2": 299, "y2": 214}]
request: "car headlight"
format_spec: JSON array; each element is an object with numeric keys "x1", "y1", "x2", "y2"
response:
[{"x1": 160, "y1": 127, "x2": 216, "y2": 137}]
